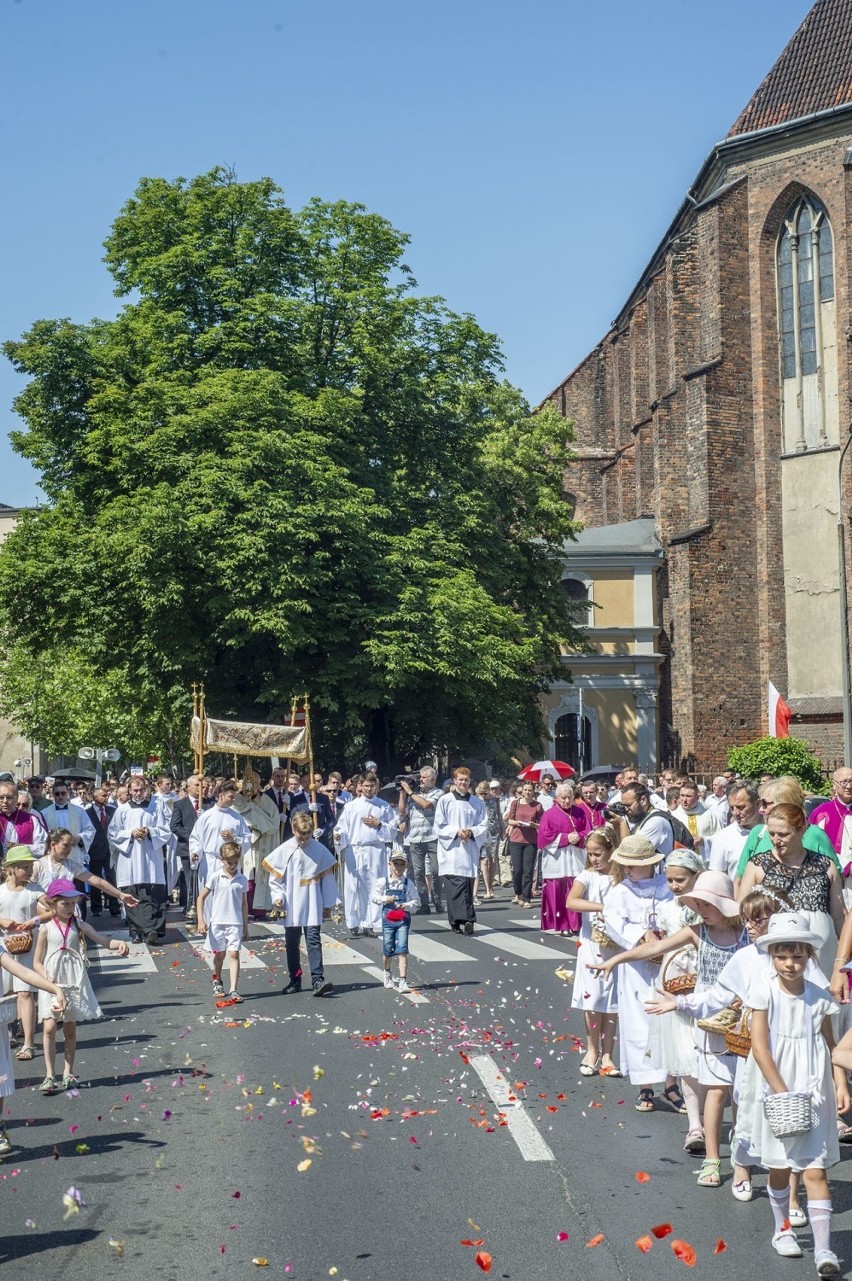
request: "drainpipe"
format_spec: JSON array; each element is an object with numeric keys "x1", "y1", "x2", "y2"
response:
[{"x1": 838, "y1": 423, "x2": 852, "y2": 762}]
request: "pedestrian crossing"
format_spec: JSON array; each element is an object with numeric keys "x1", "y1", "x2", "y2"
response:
[{"x1": 86, "y1": 909, "x2": 575, "y2": 988}]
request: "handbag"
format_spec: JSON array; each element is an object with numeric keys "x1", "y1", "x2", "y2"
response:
[
  {"x1": 385, "y1": 909, "x2": 407, "y2": 923},
  {"x1": 763, "y1": 1090, "x2": 813, "y2": 1138},
  {"x1": 4, "y1": 931, "x2": 33, "y2": 956},
  {"x1": 661, "y1": 944, "x2": 698, "y2": 995},
  {"x1": 725, "y1": 1007, "x2": 752, "y2": 1058}
]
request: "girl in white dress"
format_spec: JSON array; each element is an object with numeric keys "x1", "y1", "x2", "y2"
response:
[
  {"x1": 566, "y1": 824, "x2": 619, "y2": 1075},
  {"x1": 737, "y1": 913, "x2": 846, "y2": 1275},
  {"x1": 599, "y1": 834, "x2": 673, "y2": 1110},
  {"x1": 0, "y1": 845, "x2": 45, "y2": 1061},
  {"x1": 0, "y1": 940, "x2": 66, "y2": 1156},
  {"x1": 596, "y1": 870, "x2": 748, "y2": 1186},
  {"x1": 34, "y1": 878, "x2": 128, "y2": 1095}
]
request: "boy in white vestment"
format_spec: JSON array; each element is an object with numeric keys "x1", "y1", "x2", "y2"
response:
[
  {"x1": 434, "y1": 767, "x2": 489, "y2": 934},
  {"x1": 264, "y1": 813, "x2": 339, "y2": 997},
  {"x1": 334, "y1": 774, "x2": 397, "y2": 937},
  {"x1": 198, "y1": 842, "x2": 249, "y2": 1004}
]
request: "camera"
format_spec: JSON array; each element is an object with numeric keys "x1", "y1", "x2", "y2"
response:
[
  {"x1": 395, "y1": 774, "x2": 420, "y2": 790},
  {"x1": 604, "y1": 801, "x2": 630, "y2": 819}
]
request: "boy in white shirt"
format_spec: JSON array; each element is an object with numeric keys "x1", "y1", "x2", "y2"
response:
[
  {"x1": 372, "y1": 850, "x2": 420, "y2": 993},
  {"x1": 198, "y1": 842, "x2": 249, "y2": 1005}
]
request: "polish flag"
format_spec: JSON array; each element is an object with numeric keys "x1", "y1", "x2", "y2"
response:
[{"x1": 767, "y1": 681, "x2": 792, "y2": 738}]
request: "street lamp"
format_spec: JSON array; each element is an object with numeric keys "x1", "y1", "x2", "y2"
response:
[{"x1": 78, "y1": 747, "x2": 121, "y2": 787}]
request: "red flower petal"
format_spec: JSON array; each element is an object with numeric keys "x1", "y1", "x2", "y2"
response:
[
  {"x1": 556, "y1": 1232, "x2": 569, "y2": 1242},
  {"x1": 586, "y1": 1234, "x2": 605, "y2": 1248},
  {"x1": 650, "y1": 1223, "x2": 673, "y2": 1239},
  {"x1": 671, "y1": 1240, "x2": 697, "y2": 1267},
  {"x1": 635, "y1": 1171, "x2": 651, "y2": 1183},
  {"x1": 635, "y1": 1236, "x2": 653, "y2": 1254},
  {"x1": 714, "y1": 1240, "x2": 727, "y2": 1255},
  {"x1": 475, "y1": 1251, "x2": 492, "y2": 1272}
]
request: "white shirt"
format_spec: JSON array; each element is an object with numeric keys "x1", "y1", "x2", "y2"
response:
[
  {"x1": 334, "y1": 796, "x2": 397, "y2": 853},
  {"x1": 107, "y1": 801, "x2": 172, "y2": 887},
  {"x1": 189, "y1": 805, "x2": 252, "y2": 880},
  {"x1": 203, "y1": 869, "x2": 248, "y2": 926},
  {"x1": 434, "y1": 791, "x2": 489, "y2": 877},
  {"x1": 707, "y1": 823, "x2": 753, "y2": 880}
]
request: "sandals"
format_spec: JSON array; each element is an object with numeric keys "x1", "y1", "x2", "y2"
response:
[
  {"x1": 15, "y1": 1046, "x2": 35, "y2": 1061},
  {"x1": 663, "y1": 1083, "x2": 688, "y2": 1114},
  {"x1": 635, "y1": 1089, "x2": 655, "y2": 1112},
  {"x1": 228, "y1": 991, "x2": 244, "y2": 1004},
  {"x1": 579, "y1": 1057, "x2": 600, "y2": 1077},
  {"x1": 696, "y1": 1158, "x2": 722, "y2": 1187},
  {"x1": 599, "y1": 1062, "x2": 623, "y2": 1078},
  {"x1": 212, "y1": 978, "x2": 225, "y2": 998},
  {"x1": 683, "y1": 1128, "x2": 706, "y2": 1153}
]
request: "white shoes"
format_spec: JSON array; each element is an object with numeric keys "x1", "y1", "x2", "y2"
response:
[
  {"x1": 731, "y1": 1179, "x2": 752, "y2": 1202},
  {"x1": 396, "y1": 978, "x2": 410, "y2": 994},
  {"x1": 788, "y1": 1206, "x2": 808, "y2": 1228},
  {"x1": 815, "y1": 1250, "x2": 841, "y2": 1277},
  {"x1": 772, "y1": 1230, "x2": 803, "y2": 1259},
  {"x1": 383, "y1": 971, "x2": 394, "y2": 989}
]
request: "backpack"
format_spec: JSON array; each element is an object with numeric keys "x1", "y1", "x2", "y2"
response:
[{"x1": 636, "y1": 808, "x2": 695, "y2": 851}]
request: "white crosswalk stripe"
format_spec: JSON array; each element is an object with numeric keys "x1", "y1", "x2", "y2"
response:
[
  {"x1": 88, "y1": 941, "x2": 158, "y2": 976},
  {"x1": 433, "y1": 919, "x2": 567, "y2": 960},
  {"x1": 406, "y1": 933, "x2": 476, "y2": 963}
]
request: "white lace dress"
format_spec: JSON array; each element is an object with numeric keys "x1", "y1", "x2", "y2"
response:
[
  {"x1": 571, "y1": 870, "x2": 617, "y2": 1014},
  {"x1": 37, "y1": 920, "x2": 102, "y2": 1023}
]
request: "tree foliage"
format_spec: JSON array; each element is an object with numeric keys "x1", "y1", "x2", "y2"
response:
[
  {"x1": 1, "y1": 168, "x2": 583, "y2": 768},
  {"x1": 726, "y1": 737, "x2": 827, "y2": 794}
]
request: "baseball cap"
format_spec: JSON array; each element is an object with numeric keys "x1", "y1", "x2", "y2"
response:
[{"x1": 45, "y1": 878, "x2": 84, "y2": 898}]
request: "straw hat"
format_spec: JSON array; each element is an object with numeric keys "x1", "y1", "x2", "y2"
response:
[
  {"x1": 677, "y1": 870, "x2": 739, "y2": 917},
  {"x1": 610, "y1": 834, "x2": 664, "y2": 866},
  {"x1": 755, "y1": 911, "x2": 823, "y2": 952}
]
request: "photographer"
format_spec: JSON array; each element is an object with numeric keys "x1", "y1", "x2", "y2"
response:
[{"x1": 397, "y1": 766, "x2": 444, "y2": 915}]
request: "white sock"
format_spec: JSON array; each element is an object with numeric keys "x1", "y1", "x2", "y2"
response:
[
  {"x1": 808, "y1": 1199, "x2": 832, "y2": 1254},
  {"x1": 768, "y1": 1184, "x2": 791, "y2": 1234},
  {"x1": 681, "y1": 1078, "x2": 703, "y2": 1132}
]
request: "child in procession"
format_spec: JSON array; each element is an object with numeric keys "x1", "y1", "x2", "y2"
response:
[
  {"x1": 0, "y1": 845, "x2": 45, "y2": 1061},
  {"x1": 198, "y1": 841, "x2": 249, "y2": 1004},
  {"x1": 736, "y1": 913, "x2": 846, "y2": 1275},
  {"x1": 373, "y1": 848, "x2": 420, "y2": 993},
  {"x1": 0, "y1": 939, "x2": 67, "y2": 1154},
  {"x1": 566, "y1": 823, "x2": 620, "y2": 1075},
  {"x1": 264, "y1": 812, "x2": 339, "y2": 997},
  {"x1": 34, "y1": 878, "x2": 129, "y2": 1095}
]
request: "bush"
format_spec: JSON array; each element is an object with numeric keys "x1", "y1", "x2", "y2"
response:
[{"x1": 726, "y1": 737, "x2": 827, "y2": 794}]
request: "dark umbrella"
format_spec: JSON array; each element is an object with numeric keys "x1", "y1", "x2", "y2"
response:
[
  {"x1": 579, "y1": 765, "x2": 625, "y2": 782},
  {"x1": 53, "y1": 767, "x2": 97, "y2": 781}
]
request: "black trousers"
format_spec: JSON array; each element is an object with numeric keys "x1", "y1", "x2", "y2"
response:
[
  {"x1": 125, "y1": 883, "x2": 168, "y2": 937},
  {"x1": 509, "y1": 842, "x2": 536, "y2": 902},
  {"x1": 284, "y1": 925, "x2": 324, "y2": 984},
  {"x1": 88, "y1": 861, "x2": 120, "y2": 915},
  {"x1": 443, "y1": 874, "x2": 475, "y2": 927}
]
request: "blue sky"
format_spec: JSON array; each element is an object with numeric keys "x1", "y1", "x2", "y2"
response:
[{"x1": 1, "y1": 0, "x2": 808, "y2": 505}]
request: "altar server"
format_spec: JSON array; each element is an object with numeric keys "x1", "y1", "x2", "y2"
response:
[
  {"x1": 107, "y1": 776, "x2": 172, "y2": 943},
  {"x1": 334, "y1": 773, "x2": 396, "y2": 937},
  {"x1": 264, "y1": 811, "x2": 339, "y2": 996},
  {"x1": 434, "y1": 766, "x2": 489, "y2": 935}
]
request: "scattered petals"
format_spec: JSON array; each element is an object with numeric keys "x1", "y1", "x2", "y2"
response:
[
  {"x1": 475, "y1": 1251, "x2": 492, "y2": 1272},
  {"x1": 635, "y1": 1171, "x2": 651, "y2": 1183},
  {"x1": 635, "y1": 1236, "x2": 653, "y2": 1254},
  {"x1": 460, "y1": 1239, "x2": 485, "y2": 1247},
  {"x1": 252, "y1": 1260, "x2": 269, "y2": 1268},
  {"x1": 108, "y1": 1239, "x2": 125, "y2": 1258},
  {"x1": 671, "y1": 1240, "x2": 697, "y2": 1267},
  {"x1": 586, "y1": 1234, "x2": 605, "y2": 1248},
  {"x1": 651, "y1": 1223, "x2": 673, "y2": 1239},
  {"x1": 556, "y1": 1231, "x2": 570, "y2": 1242},
  {"x1": 297, "y1": 1159, "x2": 312, "y2": 1172},
  {"x1": 714, "y1": 1240, "x2": 727, "y2": 1255}
]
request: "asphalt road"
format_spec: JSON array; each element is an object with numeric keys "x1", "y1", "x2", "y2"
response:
[{"x1": 3, "y1": 892, "x2": 852, "y2": 1281}]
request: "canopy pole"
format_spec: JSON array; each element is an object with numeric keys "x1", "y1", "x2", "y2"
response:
[{"x1": 305, "y1": 693, "x2": 318, "y2": 831}]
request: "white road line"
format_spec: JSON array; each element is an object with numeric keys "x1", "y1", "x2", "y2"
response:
[
  {"x1": 406, "y1": 934, "x2": 476, "y2": 963},
  {"x1": 468, "y1": 1053, "x2": 555, "y2": 1162},
  {"x1": 176, "y1": 925, "x2": 267, "y2": 969},
  {"x1": 256, "y1": 922, "x2": 375, "y2": 966},
  {"x1": 433, "y1": 919, "x2": 564, "y2": 960},
  {"x1": 88, "y1": 943, "x2": 159, "y2": 976},
  {"x1": 360, "y1": 964, "x2": 430, "y2": 1005}
]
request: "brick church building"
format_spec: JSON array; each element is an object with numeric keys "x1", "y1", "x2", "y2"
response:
[{"x1": 545, "y1": 0, "x2": 852, "y2": 772}]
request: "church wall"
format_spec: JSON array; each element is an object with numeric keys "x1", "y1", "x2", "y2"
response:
[{"x1": 781, "y1": 451, "x2": 842, "y2": 696}]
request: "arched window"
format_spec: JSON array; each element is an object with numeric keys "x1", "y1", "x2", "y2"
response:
[
  {"x1": 777, "y1": 195, "x2": 837, "y2": 451},
  {"x1": 554, "y1": 713, "x2": 591, "y2": 774},
  {"x1": 561, "y1": 575, "x2": 592, "y2": 626}
]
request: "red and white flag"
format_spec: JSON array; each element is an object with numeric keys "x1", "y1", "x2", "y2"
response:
[{"x1": 767, "y1": 681, "x2": 791, "y2": 738}]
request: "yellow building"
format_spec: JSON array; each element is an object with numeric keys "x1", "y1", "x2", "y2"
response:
[{"x1": 542, "y1": 518, "x2": 664, "y2": 773}]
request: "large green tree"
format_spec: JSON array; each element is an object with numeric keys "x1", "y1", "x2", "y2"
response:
[{"x1": 1, "y1": 167, "x2": 583, "y2": 769}]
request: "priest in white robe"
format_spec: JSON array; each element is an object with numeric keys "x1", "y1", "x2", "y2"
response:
[
  {"x1": 150, "y1": 773, "x2": 181, "y2": 894},
  {"x1": 188, "y1": 782, "x2": 252, "y2": 923},
  {"x1": 334, "y1": 774, "x2": 397, "y2": 936},
  {"x1": 263, "y1": 811, "x2": 339, "y2": 995},
  {"x1": 107, "y1": 776, "x2": 173, "y2": 942},
  {"x1": 232, "y1": 773, "x2": 280, "y2": 916},
  {"x1": 434, "y1": 767, "x2": 488, "y2": 934}
]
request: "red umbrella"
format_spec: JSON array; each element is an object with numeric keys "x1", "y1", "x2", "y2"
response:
[{"x1": 516, "y1": 759, "x2": 576, "y2": 782}]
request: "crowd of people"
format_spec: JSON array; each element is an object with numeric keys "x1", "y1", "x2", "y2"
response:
[{"x1": 3, "y1": 759, "x2": 852, "y2": 1272}]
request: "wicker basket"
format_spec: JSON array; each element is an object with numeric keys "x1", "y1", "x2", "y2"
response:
[
  {"x1": 4, "y1": 931, "x2": 32, "y2": 956},
  {"x1": 696, "y1": 1004, "x2": 741, "y2": 1035},
  {"x1": 0, "y1": 993, "x2": 17, "y2": 1024},
  {"x1": 591, "y1": 918, "x2": 618, "y2": 951},
  {"x1": 661, "y1": 945, "x2": 697, "y2": 995},
  {"x1": 725, "y1": 1008, "x2": 752, "y2": 1058},
  {"x1": 763, "y1": 1090, "x2": 813, "y2": 1138}
]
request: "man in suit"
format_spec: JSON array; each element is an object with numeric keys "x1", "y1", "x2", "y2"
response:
[
  {"x1": 85, "y1": 786, "x2": 118, "y2": 916},
  {"x1": 170, "y1": 774, "x2": 213, "y2": 924}
]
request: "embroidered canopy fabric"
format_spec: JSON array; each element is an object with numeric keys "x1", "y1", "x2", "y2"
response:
[{"x1": 191, "y1": 715, "x2": 309, "y2": 761}]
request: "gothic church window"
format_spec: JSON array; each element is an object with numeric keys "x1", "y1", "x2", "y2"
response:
[{"x1": 777, "y1": 195, "x2": 837, "y2": 451}]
